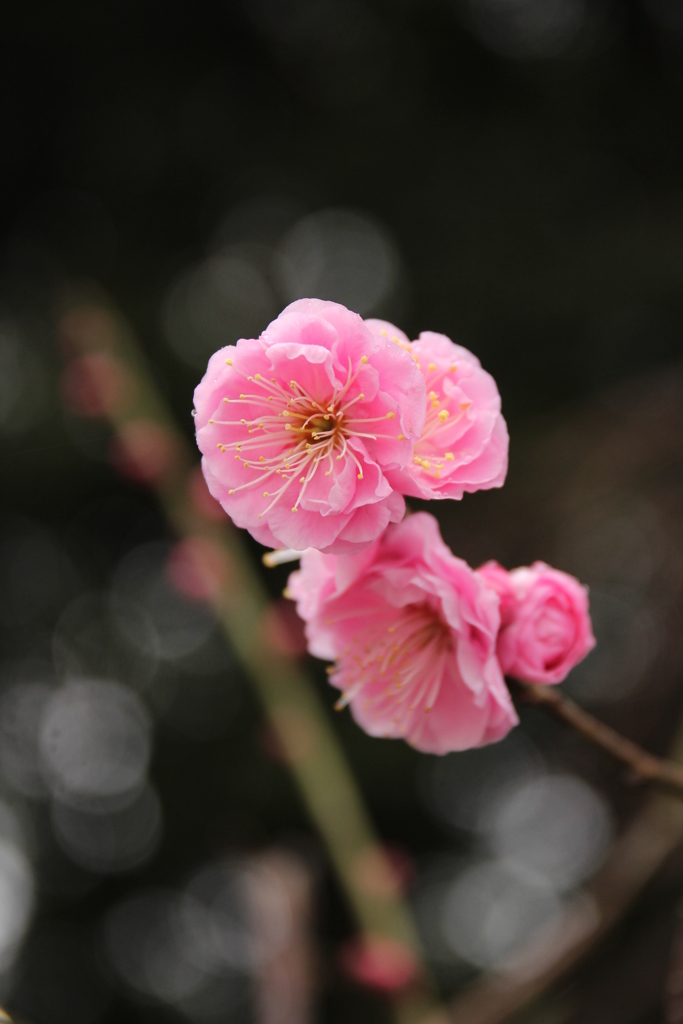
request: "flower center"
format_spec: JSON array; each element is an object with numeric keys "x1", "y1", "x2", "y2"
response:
[
  {"x1": 332, "y1": 602, "x2": 453, "y2": 726},
  {"x1": 208, "y1": 357, "x2": 405, "y2": 517},
  {"x1": 309, "y1": 413, "x2": 335, "y2": 437}
]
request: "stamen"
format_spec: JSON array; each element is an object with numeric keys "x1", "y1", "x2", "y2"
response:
[{"x1": 262, "y1": 548, "x2": 303, "y2": 567}]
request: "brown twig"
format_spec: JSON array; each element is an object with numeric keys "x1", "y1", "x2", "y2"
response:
[{"x1": 509, "y1": 679, "x2": 683, "y2": 796}]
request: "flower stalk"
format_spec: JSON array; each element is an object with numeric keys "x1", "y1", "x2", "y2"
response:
[{"x1": 58, "y1": 292, "x2": 447, "y2": 1024}]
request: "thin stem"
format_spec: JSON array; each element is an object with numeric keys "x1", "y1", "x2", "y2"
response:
[{"x1": 509, "y1": 679, "x2": 683, "y2": 796}]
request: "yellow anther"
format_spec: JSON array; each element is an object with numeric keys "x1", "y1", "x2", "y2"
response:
[
  {"x1": 386, "y1": 411, "x2": 395, "y2": 419},
  {"x1": 259, "y1": 456, "x2": 264, "y2": 461},
  {"x1": 431, "y1": 401, "x2": 440, "y2": 408},
  {"x1": 255, "y1": 373, "x2": 261, "y2": 379},
  {"x1": 357, "y1": 473, "x2": 363, "y2": 479},
  {"x1": 438, "y1": 409, "x2": 449, "y2": 421},
  {"x1": 421, "y1": 460, "x2": 430, "y2": 469},
  {"x1": 264, "y1": 491, "x2": 269, "y2": 497},
  {"x1": 445, "y1": 452, "x2": 454, "y2": 460},
  {"x1": 300, "y1": 476, "x2": 305, "y2": 483},
  {"x1": 428, "y1": 363, "x2": 437, "y2": 371},
  {"x1": 229, "y1": 488, "x2": 234, "y2": 494},
  {"x1": 291, "y1": 506, "x2": 298, "y2": 512},
  {"x1": 380, "y1": 329, "x2": 388, "y2": 335},
  {"x1": 235, "y1": 455, "x2": 240, "y2": 460},
  {"x1": 360, "y1": 355, "x2": 369, "y2": 364},
  {"x1": 413, "y1": 456, "x2": 422, "y2": 464},
  {"x1": 209, "y1": 418, "x2": 214, "y2": 424},
  {"x1": 450, "y1": 364, "x2": 457, "y2": 372},
  {"x1": 397, "y1": 434, "x2": 406, "y2": 441},
  {"x1": 225, "y1": 358, "x2": 233, "y2": 365},
  {"x1": 460, "y1": 400, "x2": 472, "y2": 410},
  {"x1": 285, "y1": 424, "x2": 292, "y2": 430}
]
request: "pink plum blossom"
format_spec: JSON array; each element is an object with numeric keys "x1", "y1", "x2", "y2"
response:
[
  {"x1": 366, "y1": 322, "x2": 509, "y2": 501},
  {"x1": 288, "y1": 513, "x2": 518, "y2": 754},
  {"x1": 477, "y1": 561, "x2": 596, "y2": 685},
  {"x1": 194, "y1": 300, "x2": 426, "y2": 554}
]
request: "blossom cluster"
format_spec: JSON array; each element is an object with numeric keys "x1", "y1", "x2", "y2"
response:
[{"x1": 195, "y1": 299, "x2": 595, "y2": 753}]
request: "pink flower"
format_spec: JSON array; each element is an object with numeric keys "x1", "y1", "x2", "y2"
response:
[
  {"x1": 194, "y1": 300, "x2": 426, "y2": 554},
  {"x1": 366, "y1": 322, "x2": 508, "y2": 501},
  {"x1": 288, "y1": 513, "x2": 518, "y2": 754},
  {"x1": 477, "y1": 561, "x2": 596, "y2": 685}
]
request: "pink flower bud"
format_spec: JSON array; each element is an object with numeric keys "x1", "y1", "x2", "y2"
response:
[
  {"x1": 60, "y1": 351, "x2": 131, "y2": 418},
  {"x1": 339, "y1": 935, "x2": 419, "y2": 994},
  {"x1": 109, "y1": 419, "x2": 177, "y2": 484},
  {"x1": 478, "y1": 561, "x2": 596, "y2": 685},
  {"x1": 165, "y1": 537, "x2": 230, "y2": 601}
]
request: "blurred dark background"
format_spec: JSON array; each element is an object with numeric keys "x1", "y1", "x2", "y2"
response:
[{"x1": 2, "y1": 2, "x2": 683, "y2": 1022}]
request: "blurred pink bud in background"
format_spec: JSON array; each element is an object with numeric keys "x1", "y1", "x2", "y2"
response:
[
  {"x1": 478, "y1": 561, "x2": 596, "y2": 684},
  {"x1": 188, "y1": 464, "x2": 227, "y2": 522},
  {"x1": 288, "y1": 513, "x2": 517, "y2": 754},
  {"x1": 366, "y1": 322, "x2": 509, "y2": 501},
  {"x1": 339, "y1": 935, "x2": 419, "y2": 994},
  {"x1": 166, "y1": 536, "x2": 230, "y2": 601},
  {"x1": 109, "y1": 419, "x2": 177, "y2": 484},
  {"x1": 194, "y1": 299, "x2": 426, "y2": 554},
  {"x1": 60, "y1": 351, "x2": 131, "y2": 418}
]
